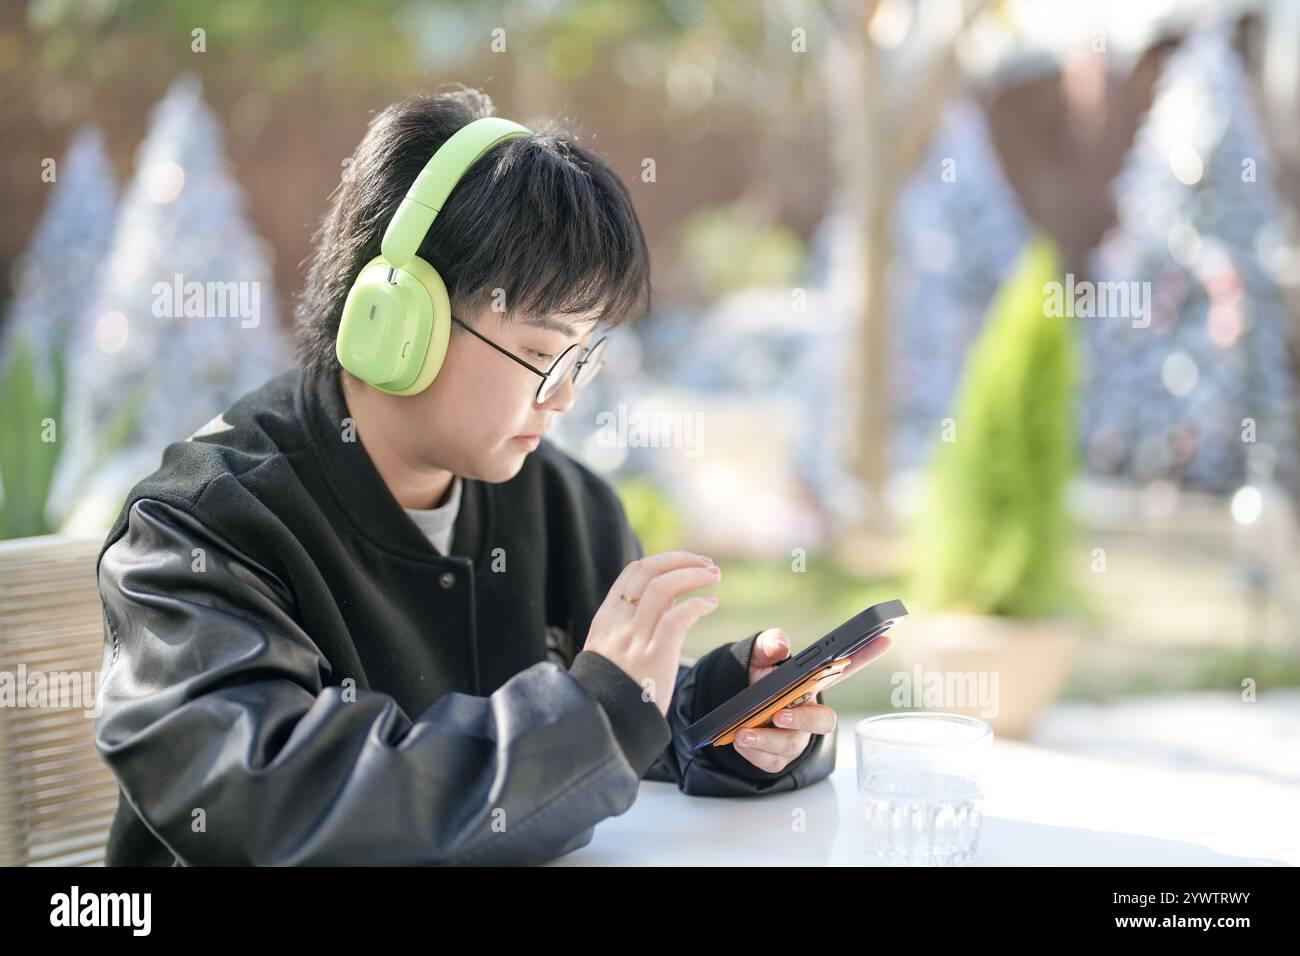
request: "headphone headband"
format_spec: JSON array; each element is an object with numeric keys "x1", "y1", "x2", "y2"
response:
[{"x1": 380, "y1": 116, "x2": 532, "y2": 269}]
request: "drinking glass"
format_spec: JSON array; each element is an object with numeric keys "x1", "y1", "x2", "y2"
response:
[{"x1": 854, "y1": 712, "x2": 993, "y2": 866}]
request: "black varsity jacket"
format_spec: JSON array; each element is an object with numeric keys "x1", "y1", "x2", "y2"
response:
[{"x1": 91, "y1": 363, "x2": 835, "y2": 866}]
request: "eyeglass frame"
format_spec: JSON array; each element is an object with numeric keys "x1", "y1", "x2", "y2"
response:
[{"x1": 450, "y1": 314, "x2": 608, "y2": 404}]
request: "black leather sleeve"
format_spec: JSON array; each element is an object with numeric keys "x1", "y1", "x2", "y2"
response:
[{"x1": 93, "y1": 497, "x2": 654, "y2": 866}]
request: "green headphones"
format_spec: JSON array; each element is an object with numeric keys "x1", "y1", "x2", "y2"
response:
[{"x1": 336, "y1": 116, "x2": 533, "y2": 395}]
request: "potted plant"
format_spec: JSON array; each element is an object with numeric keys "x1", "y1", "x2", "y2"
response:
[{"x1": 903, "y1": 235, "x2": 1081, "y2": 740}]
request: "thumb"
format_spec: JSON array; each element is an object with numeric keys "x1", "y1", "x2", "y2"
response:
[{"x1": 751, "y1": 628, "x2": 791, "y2": 668}]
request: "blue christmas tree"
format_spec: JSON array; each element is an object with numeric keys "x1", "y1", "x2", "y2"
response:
[
  {"x1": 887, "y1": 99, "x2": 1032, "y2": 471},
  {"x1": 51, "y1": 75, "x2": 290, "y2": 530},
  {"x1": 1085, "y1": 28, "x2": 1296, "y2": 493},
  {"x1": 0, "y1": 125, "x2": 118, "y2": 537}
]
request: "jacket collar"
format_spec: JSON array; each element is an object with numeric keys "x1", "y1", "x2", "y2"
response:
[{"x1": 298, "y1": 363, "x2": 489, "y2": 567}]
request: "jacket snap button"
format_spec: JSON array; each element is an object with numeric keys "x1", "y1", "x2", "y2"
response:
[{"x1": 439, "y1": 571, "x2": 456, "y2": 588}]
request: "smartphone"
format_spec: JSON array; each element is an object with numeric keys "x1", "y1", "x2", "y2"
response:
[{"x1": 682, "y1": 599, "x2": 907, "y2": 750}]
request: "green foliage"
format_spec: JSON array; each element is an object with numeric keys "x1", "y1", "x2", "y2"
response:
[
  {"x1": 0, "y1": 330, "x2": 64, "y2": 539},
  {"x1": 0, "y1": 325, "x2": 150, "y2": 539},
  {"x1": 908, "y1": 235, "x2": 1079, "y2": 618},
  {"x1": 681, "y1": 202, "x2": 806, "y2": 299},
  {"x1": 615, "y1": 474, "x2": 686, "y2": 555}
]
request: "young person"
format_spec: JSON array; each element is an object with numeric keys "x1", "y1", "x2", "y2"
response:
[{"x1": 92, "y1": 86, "x2": 891, "y2": 866}]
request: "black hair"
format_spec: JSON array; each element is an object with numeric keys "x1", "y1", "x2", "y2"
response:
[{"x1": 293, "y1": 84, "x2": 651, "y2": 380}]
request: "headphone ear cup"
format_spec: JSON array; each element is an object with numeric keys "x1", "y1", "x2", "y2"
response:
[
  {"x1": 336, "y1": 256, "x2": 450, "y2": 395},
  {"x1": 395, "y1": 255, "x2": 452, "y2": 395}
]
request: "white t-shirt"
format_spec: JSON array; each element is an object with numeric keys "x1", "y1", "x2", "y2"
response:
[{"x1": 402, "y1": 475, "x2": 463, "y2": 556}]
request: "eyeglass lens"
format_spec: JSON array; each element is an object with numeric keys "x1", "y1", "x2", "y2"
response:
[{"x1": 538, "y1": 337, "x2": 608, "y2": 402}]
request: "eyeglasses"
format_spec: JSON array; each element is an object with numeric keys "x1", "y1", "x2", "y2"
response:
[{"x1": 451, "y1": 315, "x2": 608, "y2": 404}]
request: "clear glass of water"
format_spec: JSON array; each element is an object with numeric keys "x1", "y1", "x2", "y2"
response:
[{"x1": 854, "y1": 712, "x2": 993, "y2": 866}]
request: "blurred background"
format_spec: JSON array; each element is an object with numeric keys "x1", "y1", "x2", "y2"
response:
[{"x1": 1, "y1": 0, "x2": 1299, "y2": 857}]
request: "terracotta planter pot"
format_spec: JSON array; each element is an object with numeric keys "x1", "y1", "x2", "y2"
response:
[{"x1": 895, "y1": 612, "x2": 1080, "y2": 740}]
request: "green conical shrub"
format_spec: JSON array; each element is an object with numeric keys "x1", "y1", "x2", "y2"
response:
[{"x1": 908, "y1": 235, "x2": 1079, "y2": 618}]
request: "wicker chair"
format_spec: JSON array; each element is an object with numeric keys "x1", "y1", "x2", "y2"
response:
[{"x1": 0, "y1": 533, "x2": 118, "y2": 866}]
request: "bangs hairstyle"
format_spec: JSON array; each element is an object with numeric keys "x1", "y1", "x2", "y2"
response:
[{"x1": 293, "y1": 86, "x2": 652, "y2": 380}]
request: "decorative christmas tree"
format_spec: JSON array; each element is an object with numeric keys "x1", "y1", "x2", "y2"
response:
[
  {"x1": 51, "y1": 75, "x2": 290, "y2": 530},
  {"x1": 0, "y1": 126, "x2": 119, "y2": 376},
  {"x1": 1084, "y1": 28, "x2": 1296, "y2": 493},
  {"x1": 775, "y1": 99, "x2": 1032, "y2": 529},
  {"x1": 0, "y1": 125, "x2": 118, "y2": 538},
  {"x1": 888, "y1": 99, "x2": 1032, "y2": 472}
]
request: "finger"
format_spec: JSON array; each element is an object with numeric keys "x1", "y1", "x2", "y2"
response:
[
  {"x1": 840, "y1": 634, "x2": 893, "y2": 679},
  {"x1": 734, "y1": 727, "x2": 810, "y2": 759},
  {"x1": 770, "y1": 702, "x2": 838, "y2": 735},
  {"x1": 633, "y1": 564, "x2": 722, "y2": 629},
  {"x1": 734, "y1": 741, "x2": 787, "y2": 773},
  {"x1": 598, "y1": 552, "x2": 712, "y2": 623},
  {"x1": 604, "y1": 551, "x2": 712, "y2": 610},
  {"x1": 651, "y1": 595, "x2": 720, "y2": 650},
  {"x1": 749, "y1": 661, "x2": 783, "y2": 685},
  {"x1": 749, "y1": 628, "x2": 791, "y2": 669}
]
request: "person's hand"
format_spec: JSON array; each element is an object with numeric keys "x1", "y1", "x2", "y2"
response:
[
  {"x1": 585, "y1": 551, "x2": 721, "y2": 716},
  {"x1": 733, "y1": 627, "x2": 894, "y2": 773}
]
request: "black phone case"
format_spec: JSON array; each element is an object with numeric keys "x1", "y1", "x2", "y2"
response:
[{"x1": 682, "y1": 599, "x2": 908, "y2": 751}]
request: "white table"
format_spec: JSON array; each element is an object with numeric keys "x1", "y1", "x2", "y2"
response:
[{"x1": 548, "y1": 722, "x2": 1300, "y2": 866}]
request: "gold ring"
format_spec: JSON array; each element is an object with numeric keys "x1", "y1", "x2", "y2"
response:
[{"x1": 619, "y1": 593, "x2": 640, "y2": 606}]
